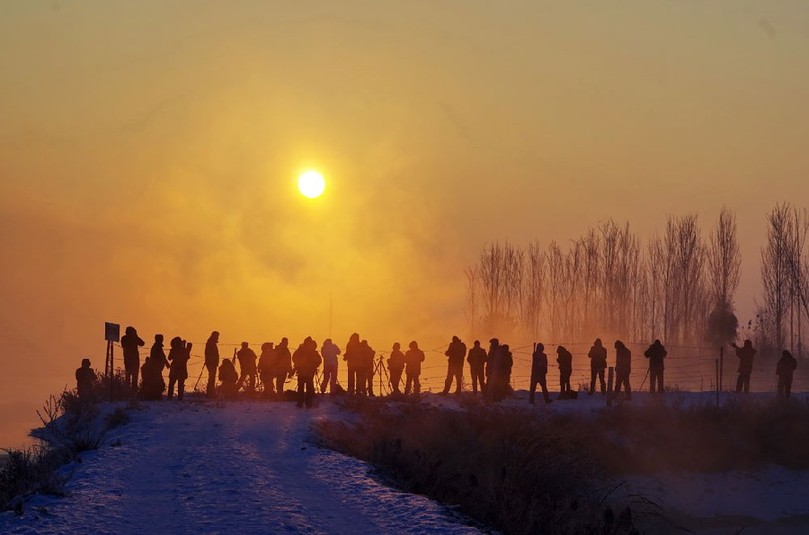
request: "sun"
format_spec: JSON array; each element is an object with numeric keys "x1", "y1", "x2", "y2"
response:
[{"x1": 298, "y1": 170, "x2": 325, "y2": 198}]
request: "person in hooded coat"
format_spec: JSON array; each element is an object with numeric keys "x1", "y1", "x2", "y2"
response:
[
  {"x1": 121, "y1": 326, "x2": 145, "y2": 391},
  {"x1": 75, "y1": 358, "x2": 96, "y2": 404}
]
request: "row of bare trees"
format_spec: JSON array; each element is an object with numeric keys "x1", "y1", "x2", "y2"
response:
[
  {"x1": 465, "y1": 210, "x2": 742, "y2": 349},
  {"x1": 758, "y1": 203, "x2": 809, "y2": 357}
]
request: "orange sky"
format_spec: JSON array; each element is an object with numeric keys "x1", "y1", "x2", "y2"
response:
[{"x1": 2, "y1": 1, "x2": 809, "y2": 446}]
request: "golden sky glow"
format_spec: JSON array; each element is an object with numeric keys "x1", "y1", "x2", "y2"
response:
[{"x1": 1, "y1": 1, "x2": 809, "y2": 443}]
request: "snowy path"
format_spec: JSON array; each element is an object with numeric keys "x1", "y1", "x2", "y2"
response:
[{"x1": 1, "y1": 400, "x2": 479, "y2": 534}]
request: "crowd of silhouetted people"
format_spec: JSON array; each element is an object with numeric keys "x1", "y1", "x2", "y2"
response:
[{"x1": 76, "y1": 327, "x2": 799, "y2": 407}]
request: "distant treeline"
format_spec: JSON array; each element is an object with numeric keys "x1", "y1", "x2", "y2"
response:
[{"x1": 465, "y1": 203, "x2": 809, "y2": 357}]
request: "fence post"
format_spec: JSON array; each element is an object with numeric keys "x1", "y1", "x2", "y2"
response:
[
  {"x1": 719, "y1": 346, "x2": 724, "y2": 391},
  {"x1": 715, "y1": 358, "x2": 719, "y2": 407},
  {"x1": 607, "y1": 366, "x2": 614, "y2": 407}
]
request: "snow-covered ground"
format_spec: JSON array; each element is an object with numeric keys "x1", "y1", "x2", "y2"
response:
[
  {"x1": 0, "y1": 398, "x2": 479, "y2": 534},
  {"x1": 4, "y1": 392, "x2": 809, "y2": 534}
]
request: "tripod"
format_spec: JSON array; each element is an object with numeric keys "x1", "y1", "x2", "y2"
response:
[{"x1": 373, "y1": 355, "x2": 391, "y2": 396}]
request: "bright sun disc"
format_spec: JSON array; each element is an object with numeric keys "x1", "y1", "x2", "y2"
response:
[{"x1": 298, "y1": 170, "x2": 325, "y2": 198}]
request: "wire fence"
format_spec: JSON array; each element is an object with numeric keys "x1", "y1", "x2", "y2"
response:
[{"x1": 111, "y1": 338, "x2": 805, "y2": 395}]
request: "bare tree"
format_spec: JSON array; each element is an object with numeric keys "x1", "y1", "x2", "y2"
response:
[
  {"x1": 761, "y1": 203, "x2": 793, "y2": 354},
  {"x1": 706, "y1": 208, "x2": 741, "y2": 346}
]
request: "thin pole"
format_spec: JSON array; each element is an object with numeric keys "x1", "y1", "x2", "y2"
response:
[
  {"x1": 715, "y1": 358, "x2": 719, "y2": 407},
  {"x1": 719, "y1": 347, "x2": 724, "y2": 391}
]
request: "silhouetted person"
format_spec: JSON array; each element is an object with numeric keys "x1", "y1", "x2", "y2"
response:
[
  {"x1": 529, "y1": 343, "x2": 552, "y2": 404},
  {"x1": 776, "y1": 349, "x2": 797, "y2": 399},
  {"x1": 168, "y1": 337, "x2": 191, "y2": 400},
  {"x1": 441, "y1": 336, "x2": 467, "y2": 395},
  {"x1": 293, "y1": 337, "x2": 322, "y2": 408},
  {"x1": 614, "y1": 340, "x2": 632, "y2": 400},
  {"x1": 143, "y1": 334, "x2": 169, "y2": 399},
  {"x1": 732, "y1": 339, "x2": 756, "y2": 393},
  {"x1": 644, "y1": 339, "x2": 667, "y2": 393},
  {"x1": 218, "y1": 358, "x2": 238, "y2": 398},
  {"x1": 556, "y1": 345, "x2": 573, "y2": 396},
  {"x1": 387, "y1": 342, "x2": 405, "y2": 394},
  {"x1": 487, "y1": 338, "x2": 510, "y2": 401},
  {"x1": 503, "y1": 344, "x2": 514, "y2": 395},
  {"x1": 344, "y1": 333, "x2": 364, "y2": 395},
  {"x1": 320, "y1": 338, "x2": 341, "y2": 394},
  {"x1": 467, "y1": 340, "x2": 487, "y2": 395},
  {"x1": 361, "y1": 340, "x2": 376, "y2": 396},
  {"x1": 272, "y1": 337, "x2": 292, "y2": 397},
  {"x1": 75, "y1": 358, "x2": 95, "y2": 404},
  {"x1": 121, "y1": 326, "x2": 145, "y2": 391},
  {"x1": 258, "y1": 342, "x2": 275, "y2": 396},
  {"x1": 204, "y1": 331, "x2": 220, "y2": 398},
  {"x1": 236, "y1": 341, "x2": 258, "y2": 392},
  {"x1": 140, "y1": 355, "x2": 165, "y2": 401},
  {"x1": 588, "y1": 338, "x2": 607, "y2": 395},
  {"x1": 404, "y1": 341, "x2": 425, "y2": 395}
]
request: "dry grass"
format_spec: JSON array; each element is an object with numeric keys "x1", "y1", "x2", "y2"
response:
[{"x1": 315, "y1": 398, "x2": 641, "y2": 534}]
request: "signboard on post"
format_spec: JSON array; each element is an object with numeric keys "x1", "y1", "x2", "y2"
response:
[{"x1": 105, "y1": 322, "x2": 120, "y2": 342}]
